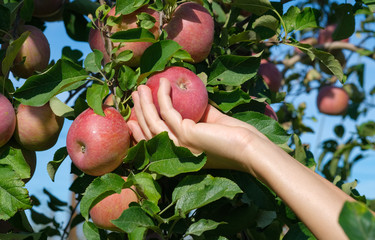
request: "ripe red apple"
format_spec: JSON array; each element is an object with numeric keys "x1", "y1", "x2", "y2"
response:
[
  {"x1": 14, "y1": 103, "x2": 64, "y2": 151},
  {"x1": 33, "y1": 0, "x2": 64, "y2": 19},
  {"x1": 0, "y1": 94, "x2": 16, "y2": 147},
  {"x1": 317, "y1": 85, "x2": 349, "y2": 115},
  {"x1": 11, "y1": 25, "x2": 50, "y2": 79},
  {"x1": 66, "y1": 106, "x2": 131, "y2": 176},
  {"x1": 88, "y1": 6, "x2": 160, "y2": 67},
  {"x1": 258, "y1": 59, "x2": 282, "y2": 92},
  {"x1": 163, "y1": 2, "x2": 214, "y2": 63},
  {"x1": 90, "y1": 177, "x2": 138, "y2": 231},
  {"x1": 318, "y1": 24, "x2": 349, "y2": 44},
  {"x1": 146, "y1": 66, "x2": 208, "y2": 123},
  {"x1": 250, "y1": 96, "x2": 278, "y2": 121}
]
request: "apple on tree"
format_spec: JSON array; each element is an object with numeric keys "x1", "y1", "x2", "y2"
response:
[
  {"x1": 11, "y1": 25, "x2": 50, "y2": 79},
  {"x1": 90, "y1": 177, "x2": 138, "y2": 231},
  {"x1": 317, "y1": 85, "x2": 349, "y2": 115},
  {"x1": 258, "y1": 59, "x2": 282, "y2": 92},
  {"x1": 318, "y1": 24, "x2": 349, "y2": 44},
  {"x1": 32, "y1": 0, "x2": 64, "y2": 19},
  {"x1": 66, "y1": 106, "x2": 131, "y2": 176},
  {"x1": 145, "y1": 66, "x2": 208, "y2": 123},
  {"x1": 164, "y1": 2, "x2": 214, "y2": 63},
  {"x1": 14, "y1": 103, "x2": 64, "y2": 151},
  {"x1": 0, "y1": 94, "x2": 16, "y2": 147},
  {"x1": 89, "y1": 5, "x2": 160, "y2": 67}
]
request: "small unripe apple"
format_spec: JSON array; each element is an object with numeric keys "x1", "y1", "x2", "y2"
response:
[
  {"x1": 164, "y1": 2, "x2": 214, "y2": 63},
  {"x1": 11, "y1": 25, "x2": 50, "y2": 79},
  {"x1": 317, "y1": 85, "x2": 349, "y2": 115},
  {"x1": 318, "y1": 24, "x2": 349, "y2": 44},
  {"x1": 258, "y1": 59, "x2": 282, "y2": 92},
  {"x1": 90, "y1": 177, "x2": 138, "y2": 231},
  {"x1": 33, "y1": 0, "x2": 64, "y2": 19},
  {"x1": 146, "y1": 66, "x2": 208, "y2": 123},
  {"x1": 88, "y1": 6, "x2": 160, "y2": 67},
  {"x1": 14, "y1": 103, "x2": 64, "y2": 151},
  {"x1": 66, "y1": 106, "x2": 131, "y2": 176},
  {"x1": 0, "y1": 94, "x2": 16, "y2": 147}
]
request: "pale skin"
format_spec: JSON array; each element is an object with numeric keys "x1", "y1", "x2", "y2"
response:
[{"x1": 128, "y1": 78, "x2": 360, "y2": 240}]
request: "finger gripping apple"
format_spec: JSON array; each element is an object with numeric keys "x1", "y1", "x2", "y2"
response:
[{"x1": 146, "y1": 66, "x2": 208, "y2": 123}]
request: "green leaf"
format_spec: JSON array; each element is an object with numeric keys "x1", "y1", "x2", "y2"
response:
[
  {"x1": 357, "y1": 121, "x2": 375, "y2": 137},
  {"x1": 0, "y1": 145, "x2": 32, "y2": 180},
  {"x1": 252, "y1": 15, "x2": 279, "y2": 32},
  {"x1": 2, "y1": 31, "x2": 29, "y2": 77},
  {"x1": 123, "y1": 140, "x2": 150, "y2": 170},
  {"x1": 339, "y1": 201, "x2": 375, "y2": 240},
  {"x1": 68, "y1": 0, "x2": 100, "y2": 15},
  {"x1": 118, "y1": 65, "x2": 139, "y2": 91},
  {"x1": 128, "y1": 172, "x2": 161, "y2": 205},
  {"x1": 0, "y1": 5, "x2": 11, "y2": 33},
  {"x1": 293, "y1": 134, "x2": 316, "y2": 170},
  {"x1": 147, "y1": 132, "x2": 206, "y2": 177},
  {"x1": 295, "y1": 7, "x2": 320, "y2": 31},
  {"x1": 20, "y1": 0, "x2": 34, "y2": 22},
  {"x1": 63, "y1": 8, "x2": 90, "y2": 42},
  {"x1": 231, "y1": 0, "x2": 273, "y2": 16},
  {"x1": 129, "y1": 227, "x2": 147, "y2": 240},
  {"x1": 84, "y1": 50, "x2": 103, "y2": 73},
  {"x1": 228, "y1": 30, "x2": 258, "y2": 45},
  {"x1": 363, "y1": 0, "x2": 375, "y2": 11},
  {"x1": 172, "y1": 174, "x2": 242, "y2": 217},
  {"x1": 185, "y1": 219, "x2": 225, "y2": 236},
  {"x1": 207, "y1": 55, "x2": 260, "y2": 86},
  {"x1": 80, "y1": 173, "x2": 127, "y2": 220},
  {"x1": 0, "y1": 232, "x2": 42, "y2": 240},
  {"x1": 13, "y1": 59, "x2": 89, "y2": 106},
  {"x1": 62, "y1": 47, "x2": 83, "y2": 66},
  {"x1": 47, "y1": 147, "x2": 68, "y2": 182},
  {"x1": 86, "y1": 83, "x2": 109, "y2": 116},
  {"x1": 282, "y1": 6, "x2": 300, "y2": 33},
  {"x1": 112, "y1": 206, "x2": 155, "y2": 233},
  {"x1": 111, "y1": 28, "x2": 157, "y2": 43},
  {"x1": 83, "y1": 221, "x2": 101, "y2": 240},
  {"x1": 209, "y1": 88, "x2": 251, "y2": 113},
  {"x1": 0, "y1": 165, "x2": 32, "y2": 220},
  {"x1": 137, "y1": 12, "x2": 156, "y2": 30},
  {"x1": 116, "y1": 0, "x2": 148, "y2": 15},
  {"x1": 333, "y1": 4, "x2": 355, "y2": 41},
  {"x1": 49, "y1": 97, "x2": 75, "y2": 118},
  {"x1": 283, "y1": 222, "x2": 315, "y2": 239},
  {"x1": 140, "y1": 40, "x2": 182, "y2": 75}
]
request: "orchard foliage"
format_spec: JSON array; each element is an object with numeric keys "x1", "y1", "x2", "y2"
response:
[{"x1": 1, "y1": 0, "x2": 375, "y2": 239}]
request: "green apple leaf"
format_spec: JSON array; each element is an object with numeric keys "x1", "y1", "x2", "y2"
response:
[
  {"x1": 116, "y1": 0, "x2": 148, "y2": 15},
  {"x1": 0, "y1": 5, "x2": 11, "y2": 33},
  {"x1": 128, "y1": 227, "x2": 148, "y2": 240},
  {"x1": 137, "y1": 12, "x2": 156, "y2": 30},
  {"x1": 293, "y1": 134, "x2": 316, "y2": 170},
  {"x1": 111, "y1": 28, "x2": 157, "y2": 43},
  {"x1": 185, "y1": 219, "x2": 226, "y2": 236},
  {"x1": 2, "y1": 31, "x2": 29, "y2": 77},
  {"x1": 333, "y1": 4, "x2": 355, "y2": 41},
  {"x1": 20, "y1": 0, "x2": 33, "y2": 22},
  {"x1": 62, "y1": 46, "x2": 84, "y2": 66},
  {"x1": 228, "y1": 30, "x2": 259, "y2": 45},
  {"x1": 84, "y1": 50, "x2": 103, "y2": 73},
  {"x1": 86, "y1": 82, "x2": 109, "y2": 116},
  {"x1": 339, "y1": 201, "x2": 375, "y2": 240},
  {"x1": 0, "y1": 145, "x2": 32, "y2": 180},
  {"x1": 282, "y1": 6, "x2": 300, "y2": 33},
  {"x1": 47, "y1": 147, "x2": 69, "y2": 182},
  {"x1": 118, "y1": 65, "x2": 139, "y2": 91},
  {"x1": 63, "y1": 8, "x2": 90, "y2": 42},
  {"x1": 112, "y1": 206, "x2": 155, "y2": 233},
  {"x1": 207, "y1": 55, "x2": 260, "y2": 86},
  {"x1": 209, "y1": 88, "x2": 251, "y2": 113},
  {"x1": 123, "y1": 139, "x2": 150, "y2": 170},
  {"x1": 49, "y1": 97, "x2": 75, "y2": 118},
  {"x1": 83, "y1": 221, "x2": 101, "y2": 240},
  {"x1": 283, "y1": 222, "x2": 315, "y2": 239},
  {"x1": 80, "y1": 173, "x2": 128, "y2": 220},
  {"x1": 0, "y1": 232, "x2": 43, "y2": 240},
  {"x1": 231, "y1": 0, "x2": 273, "y2": 16},
  {"x1": 171, "y1": 175, "x2": 242, "y2": 217},
  {"x1": 128, "y1": 172, "x2": 161, "y2": 205},
  {"x1": 0, "y1": 165, "x2": 32, "y2": 220},
  {"x1": 295, "y1": 7, "x2": 320, "y2": 31},
  {"x1": 13, "y1": 59, "x2": 89, "y2": 106}
]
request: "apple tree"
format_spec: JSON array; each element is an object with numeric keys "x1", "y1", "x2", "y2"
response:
[{"x1": 1, "y1": 0, "x2": 375, "y2": 239}]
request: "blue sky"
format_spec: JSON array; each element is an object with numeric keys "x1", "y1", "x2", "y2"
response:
[{"x1": 15, "y1": 0, "x2": 375, "y2": 234}]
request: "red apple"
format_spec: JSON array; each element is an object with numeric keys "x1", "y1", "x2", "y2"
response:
[
  {"x1": 258, "y1": 59, "x2": 282, "y2": 92},
  {"x1": 14, "y1": 103, "x2": 64, "y2": 151},
  {"x1": 250, "y1": 96, "x2": 278, "y2": 121},
  {"x1": 0, "y1": 94, "x2": 16, "y2": 147},
  {"x1": 11, "y1": 25, "x2": 50, "y2": 79},
  {"x1": 66, "y1": 106, "x2": 131, "y2": 176},
  {"x1": 146, "y1": 66, "x2": 208, "y2": 123},
  {"x1": 33, "y1": 0, "x2": 64, "y2": 19},
  {"x1": 90, "y1": 177, "x2": 138, "y2": 231},
  {"x1": 317, "y1": 85, "x2": 349, "y2": 115},
  {"x1": 318, "y1": 24, "x2": 349, "y2": 44},
  {"x1": 88, "y1": 6, "x2": 160, "y2": 67},
  {"x1": 163, "y1": 2, "x2": 214, "y2": 63}
]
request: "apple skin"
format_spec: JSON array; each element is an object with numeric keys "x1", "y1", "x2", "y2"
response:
[
  {"x1": 258, "y1": 59, "x2": 282, "y2": 92},
  {"x1": 11, "y1": 25, "x2": 50, "y2": 79},
  {"x1": 14, "y1": 103, "x2": 64, "y2": 151},
  {"x1": 90, "y1": 177, "x2": 138, "y2": 231},
  {"x1": 33, "y1": 0, "x2": 64, "y2": 18},
  {"x1": 317, "y1": 86, "x2": 349, "y2": 115},
  {"x1": 88, "y1": 6, "x2": 160, "y2": 67},
  {"x1": 0, "y1": 94, "x2": 16, "y2": 148},
  {"x1": 318, "y1": 24, "x2": 349, "y2": 44},
  {"x1": 146, "y1": 66, "x2": 208, "y2": 123},
  {"x1": 66, "y1": 106, "x2": 131, "y2": 176},
  {"x1": 164, "y1": 2, "x2": 214, "y2": 63}
]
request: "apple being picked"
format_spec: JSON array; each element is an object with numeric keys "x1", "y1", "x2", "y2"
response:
[
  {"x1": 90, "y1": 177, "x2": 138, "y2": 231},
  {"x1": 66, "y1": 106, "x2": 131, "y2": 176},
  {"x1": 14, "y1": 103, "x2": 64, "y2": 151},
  {"x1": 164, "y1": 2, "x2": 214, "y2": 63},
  {"x1": 11, "y1": 25, "x2": 50, "y2": 79},
  {"x1": 88, "y1": 5, "x2": 160, "y2": 67},
  {"x1": 317, "y1": 85, "x2": 349, "y2": 115},
  {"x1": 146, "y1": 66, "x2": 208, "y2": 123},
  {"x1": 0, "y1": 94, "x2": 16, "y2": 147}
]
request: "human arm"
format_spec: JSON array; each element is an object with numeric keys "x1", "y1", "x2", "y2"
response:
[{"x1": 128, "y1": 78, "x2": 355, "y2": 240}]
